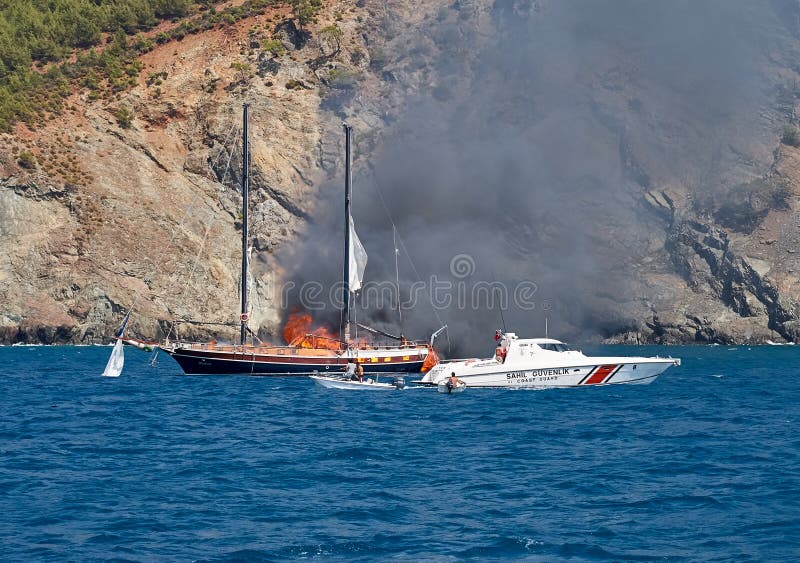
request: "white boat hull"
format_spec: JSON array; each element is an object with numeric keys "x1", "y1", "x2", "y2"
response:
[
  {"x1": 420, "y1": 332, "x2": 680, "y2": 389},
  {"x1": 423, "y1": 359, "x2": 678, "y2": 388},
  {"x1": 310, "y1": 375, "x2": 399, "y2": 390}
]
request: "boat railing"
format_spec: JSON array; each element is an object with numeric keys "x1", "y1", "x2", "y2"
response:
[
  {"x1": 356, "y1": 342, "x2": 431, "y2": 351},
  {"x1": 290, "y1": 333, "x2": 430, "y2": 351},
  {"x1": 165, "y1": 340, "x2": 294, "y2": 352}
]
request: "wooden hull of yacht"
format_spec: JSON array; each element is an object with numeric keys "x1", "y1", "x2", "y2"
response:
[{"x1": 161, "y1": 344, "x2": 430, "y2": 375}]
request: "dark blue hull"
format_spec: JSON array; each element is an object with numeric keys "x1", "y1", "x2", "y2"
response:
[{"x1": 163, "y1": 348, "x2": 427, "y2": 376}]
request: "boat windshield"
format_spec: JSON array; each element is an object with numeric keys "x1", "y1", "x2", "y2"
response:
[{"x1": 538, "y1": 343, "x2": 573, "y2": 352}]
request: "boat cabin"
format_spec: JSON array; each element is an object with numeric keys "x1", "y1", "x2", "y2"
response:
[{"x1": 494, "y1": 333, "x2": 581, "y2": 363}]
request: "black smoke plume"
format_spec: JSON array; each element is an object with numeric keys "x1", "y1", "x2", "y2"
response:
[{"x1": 279, "y1": 0, "x2": 798, "y2": 355}]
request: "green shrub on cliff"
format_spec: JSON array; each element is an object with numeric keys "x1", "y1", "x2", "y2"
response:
[
  {"x1": 115, "y1": 105, "x2": 134, "y2": 128},
  {"x1": 327, "y1": 68, "x2": 360, "y2": 89},
  {"x1": 289, "y1": 0, "x2": 322, "y2": 29},
  {"x1": 17, "y1": 150, "x2": 35, "y2": 169},
  {"x1": 0, "y1": 0, "x2": 284, "y2": 132},
  {"x1": 318, "y1": 24, "x2": 343, "y2": 56}
]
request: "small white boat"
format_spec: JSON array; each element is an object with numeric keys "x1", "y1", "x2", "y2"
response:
[
  {"x1": 310, "y1": 374, "x2": 406, "y2": 390},
  {"x1": 437, "y1": 380, "x2": 466, "y2": 394},
  {"x1": 419, "y1": 332, "x2": 680, "y2": 389}
]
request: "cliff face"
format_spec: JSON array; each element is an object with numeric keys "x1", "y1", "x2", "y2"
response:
[
  {"x1": 3, "y1": 0, "x2": 800, "y2": 346},
  {"x1": 0, "y1": 3, "x2": 329, "y2": 344}
]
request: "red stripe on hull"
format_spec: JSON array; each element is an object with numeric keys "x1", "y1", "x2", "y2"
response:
[{"x1": 584, "y1": 364, "x2": 618, "y2": 385}]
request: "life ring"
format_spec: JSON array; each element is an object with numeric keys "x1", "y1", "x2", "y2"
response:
[{"x1": 240, "y1": 313, "x2": 250, "y2": 321}]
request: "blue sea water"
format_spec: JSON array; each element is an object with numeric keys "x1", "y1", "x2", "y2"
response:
[{"x1": 0, "y1": 345, "x2": 799, "y2": 561}]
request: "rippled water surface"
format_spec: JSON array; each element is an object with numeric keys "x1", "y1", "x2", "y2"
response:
[{"x1": 1, "y1": 345, "x2": 799, "y2": 560}]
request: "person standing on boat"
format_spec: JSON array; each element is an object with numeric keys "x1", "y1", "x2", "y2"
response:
[
  {"x1": 354, "y1": 362, "x2": 364, "y2": 382},
  {"x1": 345, "y1": 362, "x2": 357, "y2": 380}
]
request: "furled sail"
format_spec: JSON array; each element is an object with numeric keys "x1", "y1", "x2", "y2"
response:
[
  {"x1": 348, "y1": 215, "x2": 368, "y2": 292},
  {"x1": 102, "y1": 310, "x2": 130, "y2": 377}
]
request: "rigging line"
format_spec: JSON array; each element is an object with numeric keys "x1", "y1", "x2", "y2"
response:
[
  {"x1": 339, "y1": 184, "x2": 346, "y2": 341},
  {"x1": 127, "y1": 175, "x2": 215, "y2": 345},
  {"x1": 151, "y1": 203, "x2": 217, "y2": 356},
  {"x1": 393, "y1": 225, "x2": 402, "y2": 333},
  {"x1": 367, "y1": 175, "x2": 448, "y2": 332},
  {"x1": 219, "y1": 136, "x2": 240, "y2": 191},
  {"x1": 77, "y1": 131, "x2": 239, "y2": 345},
  {"x1": 183, "y1": 215, "x2": 217, "y2": 309},
  {"x1": 339, "y1": 275, "x2": 345, "y2": 343},
  {"x1": 339, "y1": 243, "x2": 346, "y2": 342},
  {"x1": 147, "y1": 210, "x2": 215, "y2": 362},
  {"x1": 142, "y1": 128, "x2": 241, "y2": 357},
  {"x1": 163, "y1": 132, "x2": 240, "y2": 323},
  {"x1": 351, "y1": 156, "x2": 358, "y2": 343},
  {"x1": 169, "y1": 176, "x2": 220, "y2": 306},
  {"x1": 138, "y1": 127, "x2": 235, "y2": 358},
  {"x1": 145, "y1": 212, "x2": 211, "y2": 362},
  {"x1": 211, "y1": 123, "x2": 240, "y2": 171},
  {"x1": 395, "y1": 230, "x2": 451, "y2": 353}
]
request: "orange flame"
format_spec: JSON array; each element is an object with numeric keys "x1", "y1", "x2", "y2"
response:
[{"x1": 283, "y1": 311, "x2": 341, "y2": 350}]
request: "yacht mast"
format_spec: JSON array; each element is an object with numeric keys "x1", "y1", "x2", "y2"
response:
[
  {"x1": 240, "y1": 103, "x2": 250, "y2": 346},
  {"x1": 342, "y1": 123, "x2": 352, "y2": 343}
]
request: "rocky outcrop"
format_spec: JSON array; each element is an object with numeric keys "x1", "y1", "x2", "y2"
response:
[{"x1": 657, "y1": 220, "x2": 792, "y2": 342}]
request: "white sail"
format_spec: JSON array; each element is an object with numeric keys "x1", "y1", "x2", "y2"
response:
[
  {"x1": 348, "y1": 215, "x2": 368, "y2": 292},
  {"x1": 102, "y1": 310, "x2": 130, "y2": 377},
  {"x1": 102, "y1": 338, "x2": 124, "y2": 377}
]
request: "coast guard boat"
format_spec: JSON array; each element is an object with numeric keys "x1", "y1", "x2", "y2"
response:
[{"x1": 419, "y1": 331, "x2": 680, "y2": 389}]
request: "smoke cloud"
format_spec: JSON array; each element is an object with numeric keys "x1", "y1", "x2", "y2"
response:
[{"x1": 279, "y1": 0, "x2": 796, "y2": 355}]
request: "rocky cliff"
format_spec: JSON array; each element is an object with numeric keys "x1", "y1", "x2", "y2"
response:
[{"x1": 3, "y1": 0, "x2": 800, "y2": 347}]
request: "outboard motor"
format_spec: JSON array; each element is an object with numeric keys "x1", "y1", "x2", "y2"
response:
[{"x1": 393, "y1": 376, "x2": 406, "y2": 390}]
